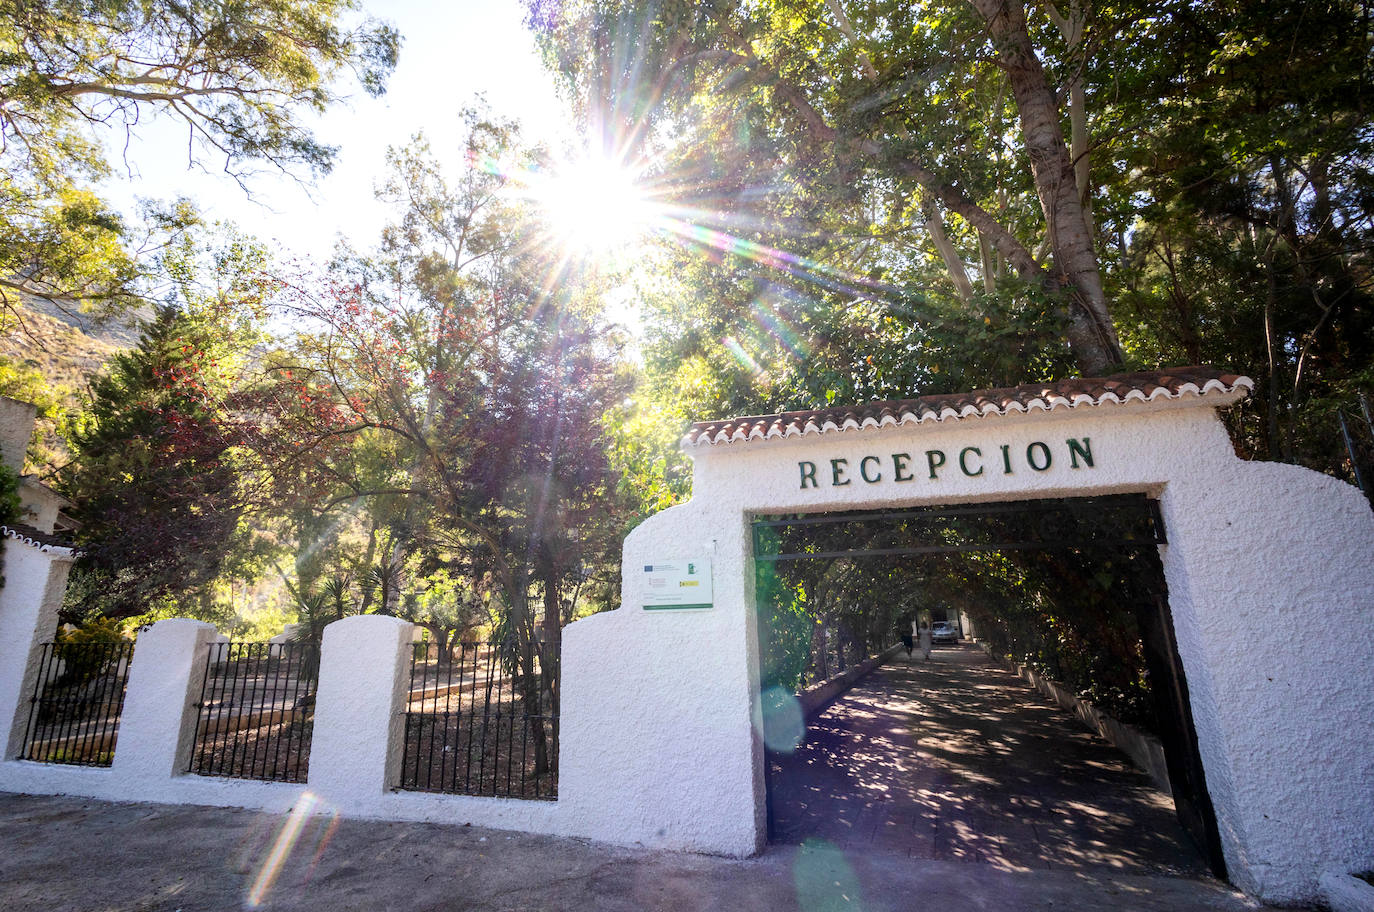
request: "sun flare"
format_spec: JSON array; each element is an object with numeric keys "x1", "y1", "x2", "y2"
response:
[{"x1": 533, "y1": 152, "x2": 656, "y2": 259}]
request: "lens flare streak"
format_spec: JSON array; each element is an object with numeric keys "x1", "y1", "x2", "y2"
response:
[
  {"x1": 246, "y1": 792, "x2": 336, "y2": 907},
  {"x1": 722, "y1": 335, "x2": 768, "y2": 380},
  {"x1": 654, "y1": 215, "x2": 885, "y2": 300},
  {"x1": 751, "y1": 298, "x2": 809, "y2": 360}
]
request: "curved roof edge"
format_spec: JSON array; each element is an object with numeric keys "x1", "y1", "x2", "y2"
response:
[
  {"x1": 682, "y1": 366, "x2": 1254, "y2": 449},
  {"x1": 1, "y1": 523, "x2": 80, "y2": 556}
]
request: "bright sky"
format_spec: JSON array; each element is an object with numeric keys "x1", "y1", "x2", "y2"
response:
[{"x1": 98, "y1": 1, "x2": 575, "y2": 264}]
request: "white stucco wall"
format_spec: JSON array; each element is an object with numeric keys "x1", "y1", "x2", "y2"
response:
[
  {"x1": 17, "y1": 480, "x2": 69, "y2": 534},
  {"x1": 556, "y1": 394, "x2": 1373, "y2": 904},
  {"x1": 560, "y1": 500, "x2": 765, "y2": 855},
  {"x1": 1157, "y1": 461, "x2": 1374, "y2": 902},
  {"x1": 0, "y1": 391, "x2": 1368, "y2": 907},
  {"x1": 0, "y1": 535, "x2": 75, "y2": 759}
]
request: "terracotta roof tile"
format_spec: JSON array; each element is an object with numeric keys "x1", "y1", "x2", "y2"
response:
[
  {"x1": 683, "y1": 366, "x2": 1253, "y2": 448},
  {"x1": 1, "y1": 523, "x2": 80, "y2": 554}
]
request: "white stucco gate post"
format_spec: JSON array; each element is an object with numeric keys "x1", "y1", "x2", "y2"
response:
[
  {"x1": 0, "y1": 528, "x2": 78, "y2": 760},
  {"x1": 556, "y1": 368, "x2": 1374, "y2": 906}
]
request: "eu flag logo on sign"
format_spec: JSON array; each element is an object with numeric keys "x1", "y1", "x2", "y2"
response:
[{"x1": 645, "y1": 565, "x2": 653, "y2": 572}]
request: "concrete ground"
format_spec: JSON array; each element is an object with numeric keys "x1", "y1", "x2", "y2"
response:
[
  {"x1": 770, "y1": 644, "x2": 1204, "y2": 875},
  {"x1": 0, "y1": 792, "x2": 1272, "y2": 912},
  {"x1": 0, "y1": 645, "x2": 1270, "y2": 911}
]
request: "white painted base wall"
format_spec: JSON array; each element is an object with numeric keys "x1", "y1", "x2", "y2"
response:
[{"x1": 0, "y1": 615, "x2": 563, "y2": 836}]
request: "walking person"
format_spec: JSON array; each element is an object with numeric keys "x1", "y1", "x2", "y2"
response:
[
  {"x1": 917, "y1": 621, "x2": 932, "y2": 661},
  {"x1": 901, "y1": 622, "x2": 915, "y2": 659}
]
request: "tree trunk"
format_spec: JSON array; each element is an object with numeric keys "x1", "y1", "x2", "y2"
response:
[
  {"x1": 1045, "y1": 0, "x2": 1093, "y2": 237},
  {"x1": 541, "y1": 568, "x2": 561, "y2": 716},
  {"x1": 508, "y1": 581, "x2": 551, "y2": 777},
  {"x1": 358, "y1": 519, "x2": 379, "y2": 614},
  {"x1": 423, "y1": 623, "x2": 455, "y2": 669},
  {"x1": 826, "y1": 4, "x2": 979, "y2": 307},
  {"x1": 815, "y1": 621, "x2": 829, "y2": 682},
  {"x1": 754, "y1": 3, "x2": 1120, "y2": 373},
  {"x1": 1263, "y1": 253, "x2": 1286, "y2": 462},
  {"x1": 923, "y1": 195, "x2": 977, "y2": 303},
  {"x1": 970, "y1": 0, "x2": 1122, "y2": 373},
  {"x1": 978, "y1": 230, "x2": 999, "y2": 293},
  {"x1": 1158, "y1": 237, "x2": 1203, "y2": 363},
  {"x1": 1068, "y1": 75, "x2": 1092, "y2": 237}
]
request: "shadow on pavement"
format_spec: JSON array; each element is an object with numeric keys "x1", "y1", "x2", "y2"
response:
[{"x1": 768, "y1": 644, "x2": 1209, "y2": 877}]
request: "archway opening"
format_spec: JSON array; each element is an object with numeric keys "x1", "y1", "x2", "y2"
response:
[{"x1": 753, "y1": 494, "x2": 1226, "y2": 878}]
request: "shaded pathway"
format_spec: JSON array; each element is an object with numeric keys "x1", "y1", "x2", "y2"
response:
[{"x1": 768, "y1": 644, "x2": 1209, "y2": 876}]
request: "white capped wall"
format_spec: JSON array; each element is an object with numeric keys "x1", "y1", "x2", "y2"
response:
[
  {"x1": 556, "y1": 394, "x2": 1374, "y2": 905},
  {"x1": 1, "y1": 384, "x2": 1369, "y2": 907}
]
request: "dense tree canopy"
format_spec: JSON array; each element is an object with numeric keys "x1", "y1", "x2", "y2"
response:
[
  {"x1": 525, "y1": 0, "x2": 1374, "y2": 488},
  {"x1": 0, "y1": 0, "x2": 398, "y2": 316},
  {"x1": 13, "y1": 2, "x2": 1369, "y2": 744},
  {"x1": 518, "y1": 0, "x2": 1374, "y2": 721},
  {"x1": 60, "y1": 291, "x2": 265, "y2": 619},
  {"x1": 529, "y1": 0, "x2": 1124, "y2": 372}
]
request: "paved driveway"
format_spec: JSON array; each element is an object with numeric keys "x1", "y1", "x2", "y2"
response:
[
  {"x1": 769, "y1": 644, "x2": 1208, "y2": 876},
  {"x1": 0, "y1": 792, "x2": 1267, "y2": 911}
]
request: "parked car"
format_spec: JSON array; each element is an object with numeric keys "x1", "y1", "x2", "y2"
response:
[{"x1": 930, "y1": 621, "x2": 959, "y2": 645}]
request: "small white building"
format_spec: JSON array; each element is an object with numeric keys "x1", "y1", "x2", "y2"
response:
[{"x1": 0, "y1": 396, "x2": 77, "y2": 536}]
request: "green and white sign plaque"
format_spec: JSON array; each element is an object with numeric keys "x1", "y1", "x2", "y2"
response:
[{"x1": 643, "y1": 558, "x2": 713, "y2": 610}]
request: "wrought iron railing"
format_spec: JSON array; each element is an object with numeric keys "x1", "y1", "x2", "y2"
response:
[
  {"x1": 19, "y1": 641, "x2": 135, "y2": 767},
  {"x1": 801, "y1": 621, "x2": 872, "y2": 688},
  {"x1": 400, "y1": 639, "x2": 558, "y2": 800},
  {"x1": 188, "y1": 642, "x2": 316, "y2": 783}
]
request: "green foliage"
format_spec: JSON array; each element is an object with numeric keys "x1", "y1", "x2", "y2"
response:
[
  {"x1": 0, "y1": 0, "x2": 398, "y2": 314},
  {"x1": 57, "y1": 615, "x2": 128, "y2": 645},
  {"x1": 398, "y1": 568, "x2": 490, "y2": 643},
  {"x1": 1101, "y1": 0, "x2": 1374, "y2": 482},
  {"x1": 36, "y1": 746, "x2": 114, "y2": 765},
  {"x1": 0, "y1": 354, "x2": 71, "y2": 472},
  {"x1": 0, "y1": 355, "x2": 60, "y2": 412},
  {"x1": 755, "y1": 560, "x2": 813, "y2": 693},
  {"x1": 0, "y1": 454, "x2": 19, "y2": 590},
  {"x1": 530, "y1": 0, "x2": 1374, "y2": 501},
  {"x1": 931, "y1": 547, "x2": 1156, "y2": 727},
  {"x1": 60, "y1": 301, "x2": 255, "y2": 617},
  {"x1": 53, "y1": 616, "x2": 130, "y2": 686},
  {"x1": 288, "y1": 584, "x2": 333, "y2": 682},
  {"x1": 264, "y1": 109, "x2": 636, "y2": 648},
  {"x1": 531, "y1": 0, "x2": 1123, "y2": 373},
  {"x1": 756, "y1": 538, "x2": 923, "y2": 694},
  {"x1": 0, "y1": 458, "x2": 19, "y2": 527},
  {"x1": 604, "y1": 387, "x2": 694, "y2": 521},
  {"x1": 757, "y1": 508, "x2": 1160, "y2": 727}
]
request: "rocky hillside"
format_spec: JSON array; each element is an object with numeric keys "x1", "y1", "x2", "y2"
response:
[
  {"x1": 1, "y1": 297, "x2": 147, "y2": 477},
  {"x1": 1, "y1": 305, "x2": 124, "y2": 395}
]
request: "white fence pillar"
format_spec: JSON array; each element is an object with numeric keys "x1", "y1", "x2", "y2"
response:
[
  {"x1": 112, "y1": 619, "x2": 217, "y2": 781},
  {"x1": 307, "y1": 615, "x2": 412, "y2": 810},
  {"x1": 0, "y1": 536, "x2": 75, "y2": 758}
]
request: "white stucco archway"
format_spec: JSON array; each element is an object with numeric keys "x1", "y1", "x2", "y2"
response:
[{"x1": 557, "y1": 367, "x2": 1374, "y2": 906}]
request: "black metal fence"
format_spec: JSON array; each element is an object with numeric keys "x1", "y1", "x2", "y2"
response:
[
  {"x1": 188, "y1": 642, "x2": 316, "y2": 783},
  {"x1": 19, "y1": 641, "x2": 135, "y2": 767},
  {"x1": 801, "y1": 619, "x2": 875, "y2": 689},
  {"x1": 400, "y1": 639, "x2": 558, "y2": 800}
]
